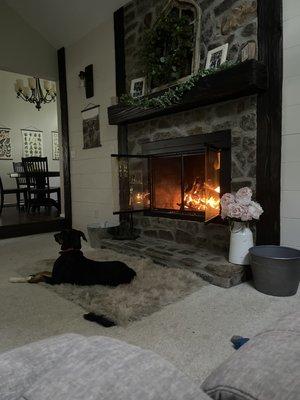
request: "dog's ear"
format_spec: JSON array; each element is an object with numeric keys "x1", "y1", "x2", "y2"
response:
[{"x1": 80, "y1": 231, "x2": 88, "y2": 242}]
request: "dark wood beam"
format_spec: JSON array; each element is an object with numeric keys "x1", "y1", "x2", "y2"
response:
[
  {"x1": 256, "y1": 0, "x2": 283, "y2": 244},
  {"x1": 57, "y1": 47, "x2": 72, "y2": 228},
  {"x1": 114, "y1": 7, "x2": 126, "y2": 100},
  {"x1": 108, "y1": 60, "x2": 267, "y2": 125}
]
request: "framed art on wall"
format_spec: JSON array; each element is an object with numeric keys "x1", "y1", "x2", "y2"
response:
[
  {"x1": 22, "y1": 129, "x2": 43, "y2": 157},
  {"x1": 82, "y1": 104, "x2": 101, "y2": 149},
  {"x1": 0, "y1": 128, "x2": 12, "y2": 160},
  {"x1": 52, "y1": 131, "x2": 60, "y2": 160}
]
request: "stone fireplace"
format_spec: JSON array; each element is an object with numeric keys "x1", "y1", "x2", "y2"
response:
[
  {"x1": 118, "y1": 95, "x2": 256, "y2": 252},
  {"x1": 98, "y1": 0, "x2": 282, "y2": 288},
  {"x1": 111, "y1": 0, "x2": 259, "y2": 251},
  {"x1": 98, "y1": 0, "x2": 267, "y2": 288}
]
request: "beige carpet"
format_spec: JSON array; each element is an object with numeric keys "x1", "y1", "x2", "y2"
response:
[
  {"x1": 18, "y1": 249, "x2": 207, "y2": 325},
  {"x1": 2, "y1": 234, "x2": 300, "y2": 383}
]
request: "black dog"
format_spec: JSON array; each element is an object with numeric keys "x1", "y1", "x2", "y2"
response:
[{"x1": 44, "y1": 229, "x2": 136, "y2": 287}]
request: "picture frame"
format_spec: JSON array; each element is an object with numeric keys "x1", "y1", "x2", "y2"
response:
[
  {"x1": 22, "y1": 129, "x2": 43, "y2": 157},
  {"x1": 0, "y1": 128, "x2": 13, "y2": 160},
  {"x1": 130, "y1": 77, "x2": 146, "y2": 98},
  {"x1": 205, "y1": 44, "x2": 229, "y2": 70},
  {"x1": 81, "y1": 104, "x2": 101, "y2": 149},
  {"x1": 52, "y1": 131, "x2": 60, "y2": 160},
  {"x1": 241, "y1": 41, "x2": 256, "y2": 62},
  {"x1": 0, "y1": 129, "x2": 12, "y2": 160}
]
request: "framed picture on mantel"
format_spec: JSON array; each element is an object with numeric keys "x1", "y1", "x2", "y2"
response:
[
  {"x1": 205, "y1": 44, "x2": 228, "y2": 70},
  {"x1": 130, "y1": 77, "x2": 146, "y2": 98}
]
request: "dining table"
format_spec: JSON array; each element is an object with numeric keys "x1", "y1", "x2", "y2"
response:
[
  {"x1": 8, "y1": 171, "x2": 61, "y2": 210},
  {"x1": 9, "y1": 171, "x2": 60, "y2": 178}
]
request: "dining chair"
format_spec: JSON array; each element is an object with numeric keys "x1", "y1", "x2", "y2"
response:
[
  {"x1": 0, "y1": 175, "x2": 28, "y2": 216},
  {"x1": 22, "y1": 157, "x2": 61, "y2": 213},
  {"x1": 13, "y1": 162, "x2": 28, "y2": 210}
]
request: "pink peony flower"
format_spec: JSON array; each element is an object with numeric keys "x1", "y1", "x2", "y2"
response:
[
  {"x1": 227, "y1": 203, "x2": 244, "y2": 219},
  {"x1": 249, "y1": 201, "x2": 264, "y2": 220},
  {"x1": 221, "y1": 193, "x2": 235, "y2": 207},
  {"x1": 220, "y1": 188, "x2": 263, "y2": 222},
  {"x1": 221, "y1": 205, "x2": 229, "y2": 219},
  {"x1": 240, "y1": 206, "x2": 253, "y2": 221},
  {"x1": 236, "y1": 187, "x2": 253, "y2": 206}
]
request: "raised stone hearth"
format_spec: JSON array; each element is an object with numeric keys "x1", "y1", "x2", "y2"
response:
[{"x1": 98, "y1": 237, "x2": 251, "y2": 288}]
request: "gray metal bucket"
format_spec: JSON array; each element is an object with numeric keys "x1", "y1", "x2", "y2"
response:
[{"x1": 249, "y1": 246, "x2": 300, "y2": 297}]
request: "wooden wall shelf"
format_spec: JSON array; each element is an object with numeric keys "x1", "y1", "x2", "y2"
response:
[{"x1": 108, "y1": 60, "x2": 268, "y2": 126}]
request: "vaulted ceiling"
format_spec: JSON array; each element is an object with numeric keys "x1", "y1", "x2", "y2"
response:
[{"x1": 5, "y1": 0, "x2": 129, "y2": 49}]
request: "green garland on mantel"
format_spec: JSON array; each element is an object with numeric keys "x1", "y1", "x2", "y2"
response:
[{"x1": 120, "y1": 61, "x2": 236, "y2": 110}]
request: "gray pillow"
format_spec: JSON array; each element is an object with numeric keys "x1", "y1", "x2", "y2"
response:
[
  {"x1": 265, "y1": 311, "x2": 300, "y2": 333},
  {"x1": 202, "y1": 313, "x2": 300, "y2": 400},
  {"x1": 0, "y1": 334, "x2": 87, "y2": 400},
  {"x1": 0, "y1": 334, "x2": 210, "y2": 400}
]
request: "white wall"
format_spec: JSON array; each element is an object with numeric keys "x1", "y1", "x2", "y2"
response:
[
  {"x1": 281, "y1": 0, "x2": 300, "y2": 249},
  {"x1": 66, "y1": 18, "x2": 119, "y2": 232},
  {"x1": 0, "y1": 70, "x2": 59, "y2": 198},
  {"x1": 0, "y1": 0, "x2": 58, "y2": 80}
]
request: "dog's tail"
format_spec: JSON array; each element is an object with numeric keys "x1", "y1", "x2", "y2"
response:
[
  {"x1": 83, "y1": 313, "x2": 116, "y2": 327},
  {"x1": 9, "y1": 276, "x2": 33, "y2": 283}
]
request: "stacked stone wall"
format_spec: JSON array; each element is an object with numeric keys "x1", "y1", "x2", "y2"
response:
[{"x1": 123, "y1": 0, "x2": 258, "y2": 250}]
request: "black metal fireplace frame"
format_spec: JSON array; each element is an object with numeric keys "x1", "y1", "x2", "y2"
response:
[
  {"x1": 143, "y1": 130, "x2": 231, "y2": 221},
  {"x1": 112, "y1": 130, "x2": 231, "y2": 222}
]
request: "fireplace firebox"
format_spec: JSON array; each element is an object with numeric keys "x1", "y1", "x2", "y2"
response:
[{"x1": 112, "y1": 130, "x2": 231, "y2": 222}]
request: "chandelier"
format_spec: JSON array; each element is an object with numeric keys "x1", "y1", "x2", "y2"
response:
[{"x1": 14, "y1": 77, "x2": 56, "y2": 111}]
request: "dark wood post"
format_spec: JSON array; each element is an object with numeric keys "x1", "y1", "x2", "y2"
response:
[
  {"x1": 57, "y1": 47, "x2": 72, "y2": 228},
  {"x1": 256, "y1": 0, "x2": 283, "y2": 244}
]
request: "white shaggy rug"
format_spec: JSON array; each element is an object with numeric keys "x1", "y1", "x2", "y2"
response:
[{"x1": 18, "y1": 249, "x2": 206, "y2": 325}]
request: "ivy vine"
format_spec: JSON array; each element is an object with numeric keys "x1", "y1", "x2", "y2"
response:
[
  {"x1": 140, "y1": 11, "x2": 195, "y2": 89},
  {"x1": 120, "y1": 61, "x2": 235, "y2": 109}
]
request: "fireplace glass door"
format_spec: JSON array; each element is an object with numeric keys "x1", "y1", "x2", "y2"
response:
[
  {"x1": 151, "y1": 155, "x2": 182, "y2": 211},
  {"x1": 112, "y1": 155, "x2": 150, "y2": 213},
  {"x1": 112, "y1": 147, "x2": 221, "y2": 222},
  {"x1": 150, "y1": 148, "x2": 220, "y2": 221}
]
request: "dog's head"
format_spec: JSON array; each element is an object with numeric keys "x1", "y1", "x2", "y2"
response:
[{"x1": 54, "y1": 229, "x2": 87, "y2": 250}]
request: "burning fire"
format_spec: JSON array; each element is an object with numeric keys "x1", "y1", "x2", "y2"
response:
[
  {"x1": 131, "y1": 180, "x2": 220, "y2": 213},
  {"x1": 131, "y1": 191, "x2": 150, "y2": 207},
  {"x1": 183, "y1": 179, "x2": 220, "y2": 212}
]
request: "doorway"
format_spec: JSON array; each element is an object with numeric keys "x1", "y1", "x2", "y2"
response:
[{"x1": 0, "y1": 68, "x2": 67, "y2": 238}]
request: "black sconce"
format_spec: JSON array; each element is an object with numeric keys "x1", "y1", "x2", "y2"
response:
[{"x1": 78, "y1": 64, "x2": 94, "y2": 99}]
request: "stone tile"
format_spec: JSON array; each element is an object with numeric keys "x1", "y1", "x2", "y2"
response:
[
  {"x1": 177, "y1": 249, "x2": 197, "y2": 256},
  {"x1": 180, "y1": 258, "x2": 202, "y2": 268},
  {"x1": 144, "y1": 230, "x2": 158, "y2": 238},
  {"x1": 214, "y1": 0, "x2": 240, "y2": 16},
  {"x1": 158, "y1": 230, "x2": 174, "y2": 241},
  {"x1": 122, "y1": 241, "x2": 147, "y2": 250},
  {"x1": 175, "y1": 230, "x2": 194, "y2": 245},
  {"x1": 99, "y1": 237, "x2": 249, "y2": 289}
]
